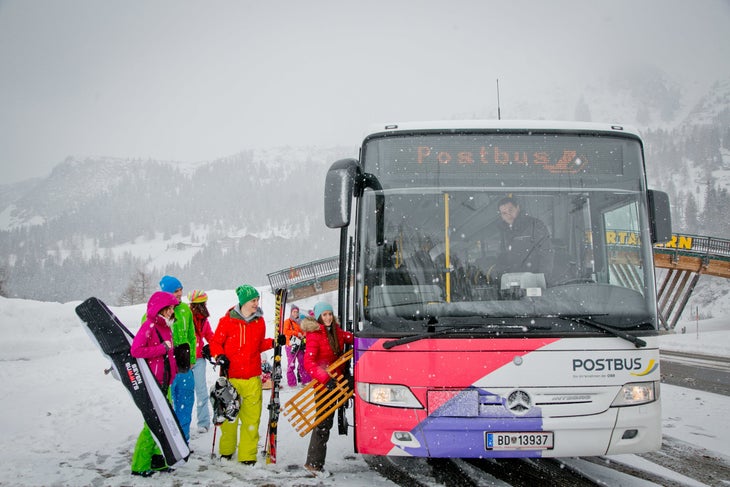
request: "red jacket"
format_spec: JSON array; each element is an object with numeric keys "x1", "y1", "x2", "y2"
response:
[
  {"x1": 209, "y1": 306, "x2": 273, "y2": 380},
  {"x1": 192, "y1": 311, "x2": 215, "y2": 359},
  {"x1": 301, "y1": 316, "x2": 353, "y2": 384}
]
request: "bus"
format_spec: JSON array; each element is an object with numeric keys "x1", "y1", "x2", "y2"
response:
[{"x1": 323, "y1": 121, "x2": 672, "y2": 458}]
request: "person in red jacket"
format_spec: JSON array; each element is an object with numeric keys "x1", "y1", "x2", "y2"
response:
[
  {"x1": 208, "y1": 284, "x2": 285, "y2": 465},
  {"x1": 300, "y1": 301, "x2": 353, "y2": 477}
]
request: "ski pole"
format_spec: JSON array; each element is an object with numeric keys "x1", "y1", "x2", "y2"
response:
[{"x1": 211, "y1": 424, "x2": 217, "y2": 460}]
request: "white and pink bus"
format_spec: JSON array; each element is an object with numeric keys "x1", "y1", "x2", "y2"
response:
[{"x1": 324, "y1": 121, "x2": 671, "y2": 458}]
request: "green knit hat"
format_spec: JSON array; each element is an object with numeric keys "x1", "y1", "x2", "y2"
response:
[{"x1": 236, "y1": 284, "x2": 260, "y2": 306}]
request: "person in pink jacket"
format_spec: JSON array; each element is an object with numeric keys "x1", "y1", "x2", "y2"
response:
[
  {"x1": 188, "y1": 289, "x2": 216, "y2": 433},
  {"x1": 129, "y1": 291, "x2": 179, "y2": 477},
  {"x1": 300, "y1": 301, "x2": 353, "y2": 477}
]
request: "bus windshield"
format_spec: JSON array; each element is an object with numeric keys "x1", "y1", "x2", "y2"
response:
[{"x1": 357, "y1": 133, "x2": 658, "y2": 334}]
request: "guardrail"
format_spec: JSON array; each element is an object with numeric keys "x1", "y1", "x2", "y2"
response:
[
  {"x1": 267, "y1": 255, "x2": 340, "y2": 292},
  {"x1": 654, "y1": 234, "x2": 730, "y2": 260}
]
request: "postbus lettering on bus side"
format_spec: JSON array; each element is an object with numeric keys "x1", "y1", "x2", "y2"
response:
[{"x1": 572, "y1": 357, "x2": 643, "y2": 372}]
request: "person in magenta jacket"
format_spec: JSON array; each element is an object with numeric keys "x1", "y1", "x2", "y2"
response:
[
  {"x1": 208, "y1": 284, "x2": 285, "y2": 464},
  {"x1": 129, "y1": 291, "x2": 179, "y2": 477},
  {"x1": 300, "y1": 301, "x2": 353, "y2": 477}
]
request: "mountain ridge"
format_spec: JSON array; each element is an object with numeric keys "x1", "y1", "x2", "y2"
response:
[{"x1": 1, "y1": 73, "x2": 728, "y2": 304}]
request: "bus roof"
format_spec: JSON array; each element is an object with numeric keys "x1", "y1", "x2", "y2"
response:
[{"x1": 364, "y1": 120, "x2": 642, "y2": 140}]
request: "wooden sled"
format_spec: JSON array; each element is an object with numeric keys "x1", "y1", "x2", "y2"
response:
[{"x1": 282, "y1": 349, "x2": 354, "y2": 436}]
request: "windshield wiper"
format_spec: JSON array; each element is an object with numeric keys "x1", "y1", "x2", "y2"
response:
[
  {"x1": 557, "y1": 315, "x2": 647, "y2": 348},
  {"x1": 382, "y1": 321, "x2": 550, "y2": 350},
  {"x1": 383, "y1": 325, "x2": 483, "y2": 349}
]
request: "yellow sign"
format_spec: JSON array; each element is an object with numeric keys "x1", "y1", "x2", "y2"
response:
[
  {"x1": 605, "y1": 232, "x2": 695, "y2": 251},
  {"x1": 655, "y1": 234, "x2": 694, "y2": 250}
]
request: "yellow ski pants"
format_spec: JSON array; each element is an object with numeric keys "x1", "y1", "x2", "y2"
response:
[{"x1": 218, "y1": 376, "x2": 263, "y2": 462}]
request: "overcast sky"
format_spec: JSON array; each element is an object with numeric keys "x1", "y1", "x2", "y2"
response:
[{"x1": 1, "y1": 0, "x2": 729, "y2": 184}]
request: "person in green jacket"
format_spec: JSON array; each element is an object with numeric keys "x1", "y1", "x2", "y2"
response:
[{"x1": 159, "y1": 275, "x2": 197, "y2": 442}]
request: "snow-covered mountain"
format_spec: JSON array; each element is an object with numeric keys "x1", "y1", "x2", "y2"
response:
[
  {"x1": 680, "y1": 79, "x2": 730, "y2": 129},
  {"x1": 457, "y1": 63, "x2": 703, "y2": 132},
  {"x1": 0, "y1": 71, "x2": 728, "y2": 304},
  {"x1": 0, "y1": 146, "x2": 348, "y2": 303}
]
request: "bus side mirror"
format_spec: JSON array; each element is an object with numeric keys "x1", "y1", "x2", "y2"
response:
[
  {"x1": 324, "y1": 158, "x2": 360, "y2": 228},
  {"x1": 648, "y1": 190, "x2": 672, "y2": 244}
]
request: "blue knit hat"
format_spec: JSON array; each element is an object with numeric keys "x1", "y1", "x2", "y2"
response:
[
  {"x1": 159, "y1": 275, "x2": 183, "y2": 293},
  {"x1": 313, "y1": 302, "x2": 334, "y2": 321},
  {"x1": 236, "y1": 284, "x2": 260, "y2": 306}
]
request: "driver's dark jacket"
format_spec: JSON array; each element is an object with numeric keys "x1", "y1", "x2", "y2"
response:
[{"x1": 495, "y1": 213, "x2": 554, "y2": 276}]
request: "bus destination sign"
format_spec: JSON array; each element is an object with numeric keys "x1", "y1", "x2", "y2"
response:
[{"x1": 415, "y1": 146, "x2": 590, "y2": 175}]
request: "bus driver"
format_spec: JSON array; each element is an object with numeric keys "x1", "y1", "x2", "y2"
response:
[{"x1": 491, "y1": 197, "x2": 554, "y2": 280}]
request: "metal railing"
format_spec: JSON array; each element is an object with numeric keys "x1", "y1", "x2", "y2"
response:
[
  {"x1": 654, "y1": 234, "x2": 730, "y2": 260},
  {"x1": 267, "y1": 255, "x2": 340, "y2": 291}
]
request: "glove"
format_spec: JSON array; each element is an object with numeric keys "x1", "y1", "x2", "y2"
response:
[
  {"x1": 272, "y1": 335, "x2": 286, "y2": 347},
  {"x1": 325, "y1": 378, "x2": 337, "y2": 391},
  {"x1": 202, "y1": 344, "x2": 211, "y2": 361},
  {"x1": 216, "y1": 355, "x2": 230, "y2": 369}
]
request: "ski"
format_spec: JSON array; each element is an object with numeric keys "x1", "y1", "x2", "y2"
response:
[
  {"x1": 75, "y1": 297, "x2": 190, "y2": 467},
  {"x1": 264, "y1": 287, "x2": 287, "y2": 464}
]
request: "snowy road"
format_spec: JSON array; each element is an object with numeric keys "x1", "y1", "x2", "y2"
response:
[
  {"x1": 1, "y1": 294, "x2": 729, "y2": 486},
  {"x1": 661, "y1": 351, "x2": 730, "y2": 396}
]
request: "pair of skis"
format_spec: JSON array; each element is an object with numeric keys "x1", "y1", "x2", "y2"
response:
[{"x1": 264, "y1": 288, "x2": 287, "y2": 464}]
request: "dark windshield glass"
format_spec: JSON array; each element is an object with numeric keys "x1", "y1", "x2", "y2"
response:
[{"x1": 358, "y1": 189, "x2": 656, "y2": 332}]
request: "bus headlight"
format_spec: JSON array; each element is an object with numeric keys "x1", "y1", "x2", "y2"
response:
[
  {"x1": 611, "y1": 381, "x2": 658, "y2": 406},
  {"x1": 356, "y1": 382, "x2": 423, "y2": 408}
]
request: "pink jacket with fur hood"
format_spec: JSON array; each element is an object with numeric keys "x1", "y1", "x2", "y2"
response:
[{"x1": 301, "y1": 316, "x2": 353, "y2": 384}]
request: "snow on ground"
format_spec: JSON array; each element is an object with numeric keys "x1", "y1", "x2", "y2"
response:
[
  {"x1": 0, "y1": 286, "x2": 728, "y2": 486},
  {"x1": 659, "y1": 317, "x2": 730, "y2": 358}
]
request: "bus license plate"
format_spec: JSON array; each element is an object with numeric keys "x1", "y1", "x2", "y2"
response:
[{"x1": 486, "y1": 432, "x2": 554, "y2": 450}]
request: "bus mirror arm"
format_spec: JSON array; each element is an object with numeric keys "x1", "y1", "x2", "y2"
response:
[{"x1": 361, "y1": 173, "x2": 385, "y2": 246}]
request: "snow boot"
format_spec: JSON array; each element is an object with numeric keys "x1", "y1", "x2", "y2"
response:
[{"x1": 210, "y1": 377, "x2": 241, "y2": 425}]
